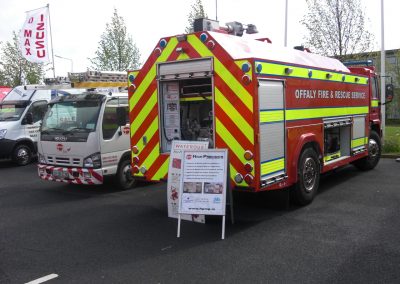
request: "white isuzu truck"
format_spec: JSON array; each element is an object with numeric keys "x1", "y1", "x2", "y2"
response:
[
  {"x1": 0, "y1": 86, "x2": 57, "y2": 165},
  {"x1": 37, "y1": 71, "x2": 136, "y2": 189}
]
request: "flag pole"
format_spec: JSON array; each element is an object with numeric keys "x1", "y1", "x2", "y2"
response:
[{"x1": 47, "y1": 3, "x2": 56, "y2": 78}]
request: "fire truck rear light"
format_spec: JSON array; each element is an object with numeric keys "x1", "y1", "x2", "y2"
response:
[
  {"x1": 200, "y1": 33, "x2": 208, "y2": 42},
  {"x1": 132, "y1": 146, "x2": 139, "y2": 154},
  {"x1": 242, "y1": 62, "x2": 251, "y2": 72},
  {"x1": 140, "y1": 166, "x2": 147, "y2": 174},
  {"x1": 154, "y1": 48, "x2": 162, "y2": 57},
  {"x1": 234, "y1": 173, "x2": 244, "y2": 183},
  {"x1": 244, "y1": 174, "x2": 254, "y2": 185},
  {"x1": 244, "y1": 150, "x2": 253, "y2": 160},
  {"x1": 244, "y1": 163, "x2": 253, "y2": 172},
  {"x1": 242, "y1": 75, "x2": 251, "y2": 85},
  {"x1": 207, "y1": 40, "x2": 215, "y2": 50},
  {"x1": 160, "y1": 39, "x2": 167, "y2": 48},
  {"x1": 128, "y1": 74, "x2": 135, "y2": 83},
  {"x1": 256, "y1": 63, "x2": 262, "y2": 73},
  {"x1": 132, "y1": 165, "x2": 140, "y2": 174},
  {"x1": 284, "y1": 67, "x2": 293, "y2": 75},
  {"x1": 129, "y1": 84, "x2": 136, "y2": 93},
  {"x1": 132, "y1": 156, "x2": 140, "y2": 164}
]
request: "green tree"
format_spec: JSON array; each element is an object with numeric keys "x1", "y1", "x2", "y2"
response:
[
  {"x1": 89, "y1": 9, "x2": 140, "y2": 71},
  {"x1": 185, "y1": 0, "x2": 207, "y2": 33},
  {"x1": 0, "y1": 31, "x2": 45, "y2": 87},
  {"x1": 301, "y1": 0, "x2": 374, "y2": 59}
]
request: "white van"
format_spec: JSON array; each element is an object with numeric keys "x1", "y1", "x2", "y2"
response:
[{"x1": 0, "y1": 86, "x2": 56, "y2": 165}]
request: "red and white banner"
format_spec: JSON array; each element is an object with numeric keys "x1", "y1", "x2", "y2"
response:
[{"x1": 19, "y1": 6, "x2": 50, "y2": 63}]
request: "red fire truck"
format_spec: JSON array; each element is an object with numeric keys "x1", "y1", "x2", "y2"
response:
[{"x1": 127, "y1": 19, "x2": 394, "y2": 205}]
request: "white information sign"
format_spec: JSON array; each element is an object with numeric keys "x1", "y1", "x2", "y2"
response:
[
  {"x1": 167, "y1": 140, "x2": 208, "y2": 223},
  {"x1": 178, "y1": 149, "x2": 228, "y2": 216}
]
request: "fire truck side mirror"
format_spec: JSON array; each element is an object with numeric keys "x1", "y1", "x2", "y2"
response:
[
  {"x1": 116, "y1": 106, "x2": 127, "y2": 126},
  {"x1": 385, "y1": 83, "x2": 394, "y2": 103}
]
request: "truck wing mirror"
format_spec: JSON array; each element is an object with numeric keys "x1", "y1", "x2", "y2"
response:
[
  {"x1": 22, "y1": 112, "x2": 34, "y2": 125},
  {"x1": 116, "y1": 106, "x2": 127, "y2": 126},
  {"x1": 385, "y1": 83, "x2": 394, "y2": 103}
]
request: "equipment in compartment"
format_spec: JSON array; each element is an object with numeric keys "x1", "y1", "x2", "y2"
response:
[{"x1": 160, "y1": 78, "x2": 213, "y2": 152}]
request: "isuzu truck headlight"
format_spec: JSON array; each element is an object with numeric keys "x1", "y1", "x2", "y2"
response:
[
  {"x1": 83, "y1": 152, "x2": 102, "y2": 169},
  {"x1": 0, "y1": 129, "x2": 7, "y2": 139}
]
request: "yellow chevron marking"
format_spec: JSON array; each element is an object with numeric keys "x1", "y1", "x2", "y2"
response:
[
  {"x1": 187, "y1": 34, "x2": 253, "y2": 113},
  {"x1": 152, "y1": 157, "x2": 170, "y2": 180},
  {"x1": 177, "y1": 52, "x2": 190, "y2": 60},
  {"x1": 129, "y1": 37, "x2": 178, "y2": 111},
  {"x1": 141, "y1": 142, "x2": 161, "y2": 174},
  {"x1": 134, "y1": 116, "x2": 159, "y2": 150},
  {"x1": 215, "y1": 118, "x2": 249, "y2": 168},
  {"x1": 131, "y1": 90, "x2": 157, "y2": 134},
  {"x1": 215, "y1": 87, "x2": 254, "y2": 143}
]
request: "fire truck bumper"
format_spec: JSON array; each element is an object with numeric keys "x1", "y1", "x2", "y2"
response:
[{"x1": 37, "y1": 164, "x2": 104, "y2": 185}]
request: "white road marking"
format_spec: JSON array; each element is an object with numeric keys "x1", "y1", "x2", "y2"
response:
[{"x1": 25, "y1": 274, "x2": 59, "y2": 284}]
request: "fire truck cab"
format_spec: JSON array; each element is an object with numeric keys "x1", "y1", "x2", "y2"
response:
[{"x1": 128, "y1": 19, "x2": 393, "y2": 204}]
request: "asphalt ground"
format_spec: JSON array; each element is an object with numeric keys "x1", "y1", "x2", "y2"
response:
[{"x1": 0, "y1": 158, "x2": 399, "y2": 283}]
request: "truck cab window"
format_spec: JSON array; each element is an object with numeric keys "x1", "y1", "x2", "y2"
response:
[
  {"x1": 371, "y1": 77, "x2": 378, "y2": 99},
  {"x1": 28, "y1": 100, "x2": 48, "y2": 123},
  {"x1": 102, "y1": 99, "x2": 128, "y2": 140}
]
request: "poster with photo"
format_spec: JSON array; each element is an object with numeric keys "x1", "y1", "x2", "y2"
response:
[
  {"x1": 179, "y1": 149, "x2": 228, "y2": 216},
  {"x1": 167, "y1": 140, "x2": 208, "y2": 223}
]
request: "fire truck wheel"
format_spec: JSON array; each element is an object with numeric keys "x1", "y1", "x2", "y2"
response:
[
  {"x1": 353, "y1": 131, "x2": 381, "y2": 171},
  {"x1": 116, "y1": 159, "x2": 137, "y2": 190},
  {"x1": 292, "y1": 147, "x2": 320, "y2": 206},
  {"x1": 12, "y1": 144, "x2": 32, "y2": 166}
]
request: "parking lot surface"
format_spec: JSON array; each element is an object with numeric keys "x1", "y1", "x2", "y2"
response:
[{"x1": 0, "y1": 158, "x2": 399, "y2": 283}]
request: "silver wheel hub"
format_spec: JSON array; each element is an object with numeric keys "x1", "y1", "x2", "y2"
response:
[
  {"x1": 369, "y1": 139, "x2": 379, "y2": 158},
  {"x1": 17, "y1": 148, "x2": 29, "y2": 162},
  {"x1": 123, "y1": 164, "x2": 133, "y2": 182},
  {"x1": 303, "y1": 157, "x2": 317, "y2": 192}
]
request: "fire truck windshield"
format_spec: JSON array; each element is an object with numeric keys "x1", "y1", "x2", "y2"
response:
[{"x1": 41, "y1": 100, "x2": 102, "y2": 136}]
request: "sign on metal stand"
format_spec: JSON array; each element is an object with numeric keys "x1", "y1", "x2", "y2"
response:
[
  {"x1": 167, "y1": 140, "x2": 208, "y2": 223},
  {"x1": 177, "y1": 149, "x2": 230, "y2": 239}
]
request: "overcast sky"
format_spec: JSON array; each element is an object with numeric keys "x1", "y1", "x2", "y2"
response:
[{"x1": 0, "y1": 0, "x2": 399, "y2": 77}]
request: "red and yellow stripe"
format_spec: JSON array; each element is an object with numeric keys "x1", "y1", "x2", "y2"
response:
[{"x1": 128, "y1": 32, "x2": 256, "y2": 185}]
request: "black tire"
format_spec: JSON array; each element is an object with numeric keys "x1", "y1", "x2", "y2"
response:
[
  {"x1": 116, "y1": 159, "x2": 136, "y2": 190},
  {"x1": 12, "y1": 144, "x2": 32, "y2": 166},
  {"x1": 353, "y1": 130, "x2": 381, "y2": 171},
  {"x1": 291, "y1": 147, "x2": 320, "y2": 206}
]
